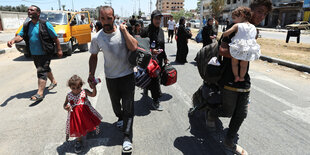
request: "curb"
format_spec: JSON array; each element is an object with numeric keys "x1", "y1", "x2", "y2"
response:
[{"x1": 260, "y1": 55, "x2": 310, "y2": 73}]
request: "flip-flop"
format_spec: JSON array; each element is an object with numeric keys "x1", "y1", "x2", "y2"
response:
[
  {"x1": 30, "y1": 94, "x2": 44, "y2": 101},
  {"x1": 224, "y1": 143, "x2": 248, "y2": 155},
  {"x1": 48, "y1": 83, "x2": 57, "y2": 90},
  {"x1": 122, "y1": 140, "x2": 132, "y2": 153}
]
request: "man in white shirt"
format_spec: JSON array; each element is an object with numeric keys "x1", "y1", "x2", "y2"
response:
[
  {"x1": 167, "y1": 16, "x2": 175, "y2": 43},
  {"x1": 88, "y1": 6, "x2": 138, "y2": 153}
]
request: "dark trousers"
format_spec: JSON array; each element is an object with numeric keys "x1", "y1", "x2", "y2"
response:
[
  {"x1": 168, "y1": 30, "x2": 174, "y2": 39},
  {"x1": 209, "y1": 88, "x2": 249, "y2": 141},
  {"x1": 106, "y1": 73, "x2": 135, "y2": 139},
  {"x1": 32, "y1": 55, "x2": 52, "y2": 80},
  {"x1": 147, "y1": 76, "x2": 161, "y2": 101}
]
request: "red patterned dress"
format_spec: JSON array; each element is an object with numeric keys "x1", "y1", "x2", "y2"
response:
[{"x1": 66, "y1": 89, "x2": 102, "y2": 137}]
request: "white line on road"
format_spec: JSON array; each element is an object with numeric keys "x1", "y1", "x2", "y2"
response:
[
  {"x1": 252, "y1": 85, "x2": 310, "y2": 125},
  {"x1": 172, "y1": 83, "x2": 192, "y2": 108},
  {"x1": 250, "y1": 71, "x2": 294, "y2": 91}
]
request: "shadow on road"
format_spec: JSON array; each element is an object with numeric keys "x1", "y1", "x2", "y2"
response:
[
  {"x1": 134, "y1": 95, "x2": 152, "y2": 117},
  {"x1": 189, "y1": 61, "x2": 197, "y2": 66},
  {"x1": 12, "y1": 54, "x2": 71, "y2": 62},
  {"x1": 1, "y1": 88, "x2": 56, "y2": 107},
  {"x1": 170, "y1": 61, "x2": 187, "y2": 65},
  {"x1": 135, "y1": 92, "x2": 173, "y2": 117},
  {"x1": 174, "y1": 110, "x2": 239, "y2": 155},
  {"x1": 56, "y1": 121, "x2": 124, "y2": 154}
]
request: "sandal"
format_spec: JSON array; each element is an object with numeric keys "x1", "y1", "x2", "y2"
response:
[
  {"x1": 224, "y1": 143, "x2": 248, "y2": 155},
  {"x1": 47, "y1": 83, "x2": 57, "y2": 90},
  {"x1": 122, "y1": 140, "x2": 133, "y2": 153},
  {"x1": 30, "y1": 94, "x2": 44, "y2": 101}
]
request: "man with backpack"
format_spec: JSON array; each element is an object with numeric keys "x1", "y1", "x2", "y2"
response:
[
  {"x1": 7, "y1": 5, "x2": 63, "y2": 101},
  {"x1": 205, "y1": 0, "x2": 272, "y2": 154}
]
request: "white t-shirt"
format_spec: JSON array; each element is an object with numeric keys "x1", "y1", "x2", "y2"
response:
[
  {"x1": 89, "y1": 26, "x2": 133, "y2": 79},
  {"x1": 168, "y1": 20, "x2": 175, "y2": 30}
]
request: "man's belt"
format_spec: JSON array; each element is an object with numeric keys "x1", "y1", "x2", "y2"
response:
[{"x1": 224, "y1": 85, "x2": 250, "y2": 93}]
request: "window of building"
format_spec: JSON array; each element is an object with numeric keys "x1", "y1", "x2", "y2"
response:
[
  {"x1": 243, "y1": 0, "x2": 247, "y2": 2},
  {"x1": 167, "y1": 2, "x2": 169, "y2": 4},
  {"x1": 167, "y1": 6, "x2": 169, "y2": 8},
  {"x1": 227, "y1": 0, "x2": 230, "y2": 4},
  {"x1": 233, "y1": 0, "x2": 237, "y2": 3}
]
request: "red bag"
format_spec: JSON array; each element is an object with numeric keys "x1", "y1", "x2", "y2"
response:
[
  {"x1": 147, "y1": 58, "x2": 161, "y2": 78},
  {"x1": 161, "y1": 64, "x2": 177, "y2": 86}
]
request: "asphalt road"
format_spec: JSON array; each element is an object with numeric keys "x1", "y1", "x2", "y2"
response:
[{"x1": 0, "y1": 38, "x2": 309, "y2": 155}]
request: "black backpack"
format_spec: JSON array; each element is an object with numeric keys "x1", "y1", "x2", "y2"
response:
[
  {"x1": 128, "y1": 36, "x2": 152, "y2": 69},
  {"x1": 194, "y1": 40, "x2": 225, "y2": 84}
]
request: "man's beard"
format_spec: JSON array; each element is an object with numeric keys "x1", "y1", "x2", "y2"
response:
[
  {"x1": 29, "y1": 14, "x2": 39, "y2": 20},
  {"x1": 103, "y1": 24, "x2": 114, "y2": 32}
]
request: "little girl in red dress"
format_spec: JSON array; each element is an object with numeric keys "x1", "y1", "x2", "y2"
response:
[{"x1": 63, "y1": 75, "x2": 102, "y2": 153}]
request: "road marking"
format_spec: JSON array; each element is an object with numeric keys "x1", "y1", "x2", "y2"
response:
[
  {"x1": 250, "y1": 72, "x2": 294, "y2": 91},
  {"x1": 252, "y1": 85, "x2": 310, "y2": 125},
  {"x1": 172, "y1": 83, "x2": 192, "y2": 108}
]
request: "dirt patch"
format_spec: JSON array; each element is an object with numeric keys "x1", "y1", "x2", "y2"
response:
[{"x1": 257, "y1": 38, "x2": 310, "y2": 66}]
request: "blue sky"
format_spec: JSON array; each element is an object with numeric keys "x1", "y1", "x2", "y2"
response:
[{"x1": 0, "y1": 0, "x2": 197, "y2": 17}]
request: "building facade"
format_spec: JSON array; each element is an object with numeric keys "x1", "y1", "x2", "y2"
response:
[
  {"x1": 218, "y1": 0, "x2": 304, "y2": 27},
  {"x1": 156, "y1": 0, "x2": 185, "y2": 13}
]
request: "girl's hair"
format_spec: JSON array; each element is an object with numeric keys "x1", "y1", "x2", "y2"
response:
[
  {"x1": 232, "y1": 7, "x2": 252, "y2": 21},
  {"x1": 67, "y1": 75, "x2": 84, "y2": 88}
]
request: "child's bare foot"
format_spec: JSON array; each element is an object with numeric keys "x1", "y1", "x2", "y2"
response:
[
  {"x1": 239, "y1": 77, "x2": 245, "y2": 82},
  {"x1": 234, "y1": 76, "x2": 240, "y2": 82}
]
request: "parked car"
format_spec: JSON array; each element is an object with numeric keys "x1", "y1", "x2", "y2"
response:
[
  {"x1": 15, "y1": 10, "x2": 92, "y2": 57},
  {"x1": 189, "y1": 19, "x2": 200, "y2": 28},
  {"x1": 285, "y1": 21, "x2": 310, "y2": 30}
]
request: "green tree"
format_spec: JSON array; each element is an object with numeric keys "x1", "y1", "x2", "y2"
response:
[
  {"x1": 172, "y1": 10, "x2": 194, "y2": 23},
  {"x1": 62, "y1": 5, "x2": 66, "y2": 11},
  {"x1": 210, "y1": 0, "x2": 225, "y2": 20}
]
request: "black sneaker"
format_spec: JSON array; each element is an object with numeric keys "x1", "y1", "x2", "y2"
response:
[
  {"x1": 151, "y1": 100, "x2": 163, "y2": 111},
  {"x1": 74, "y1": 141, "x2": 83, "y2": 153}
]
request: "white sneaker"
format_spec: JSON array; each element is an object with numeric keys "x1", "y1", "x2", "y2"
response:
[{"x1": 122, "y1": 140, "x2": 133, "y2": 153}]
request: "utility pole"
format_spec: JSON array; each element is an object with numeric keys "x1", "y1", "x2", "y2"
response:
[
  {"x1": 58, "y1": 0, "x2": 61, "y2": 10},
  {"x1": 200, "y1": 0, "x2": 204, "y2": 29},
  {"x1": 72, "y1": 0, "x2": 74, "y2": 11},
  {"x1": 139, "y1": 0, "x2": 141, "y2": 16},
  {"x1": 150, "y1": 0, "x2": 152, "y2": 15}
]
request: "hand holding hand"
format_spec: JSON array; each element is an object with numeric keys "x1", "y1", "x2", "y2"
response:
[
  {"x1": 57, "y1": 50, "x2": 63, "y2": 58},
  {"x1": 64, "y1": 104, "x2": 71, "y2": 112},
  {"x1": 88, "y1": 74, "x2": 95, "y2": 87},
  {"x1": 7, "y1": 40, "x2": 14, "y2": 48}
]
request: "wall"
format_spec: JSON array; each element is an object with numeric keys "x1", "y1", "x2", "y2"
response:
[{"x1": 0, "y1": 11, "x2": 27, "y2": 31}]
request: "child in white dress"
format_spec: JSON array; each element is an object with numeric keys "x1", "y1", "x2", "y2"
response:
[{"x1": 223, "y1": 7, "x2": 260, "y2": 82}]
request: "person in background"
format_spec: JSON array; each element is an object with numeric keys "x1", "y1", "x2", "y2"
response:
[
  {"x1": 7, "y1": 5, "x2": 63, "y2": 101},
  {"x1": 134, "y1": 21, "x2": 142, "y2": 36},
  {"x1": 202, "y1": 18, "x2": 216, "y2": 47},
  {"x1": 137, "y1": 15, "x2": 144, "y2": 28},
  {"x1": 95, "y1": 21, "x2": 103, "y2": 32},
  {"x1": 175, "y1": 17, "x2": 192, "y2": 64},
  {"x1": 167, "y1": 16, "x2": 176, "y2": 43},
  {"x1": 140, "y1": 10, "x2": 168, "y2": 111}
]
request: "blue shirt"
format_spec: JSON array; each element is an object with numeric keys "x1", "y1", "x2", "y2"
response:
[{"x1": 18, "y1": 21, "x2": 57, "y2": 55}]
